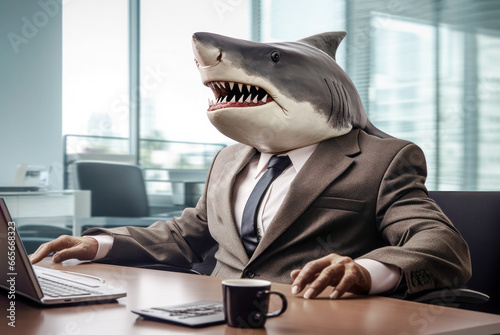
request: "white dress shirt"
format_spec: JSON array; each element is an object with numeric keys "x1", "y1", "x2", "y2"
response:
[
  {"x1": 232, "y1": 144, "x2": 318, "y2": 238},
  {"x1": 90, "y1": 143, "x2": 400, "y2": 294}
]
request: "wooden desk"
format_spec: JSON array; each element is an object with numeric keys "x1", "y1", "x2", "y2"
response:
[{"x1": 2, "y1": 259, "x2": 500, "y2": 335}]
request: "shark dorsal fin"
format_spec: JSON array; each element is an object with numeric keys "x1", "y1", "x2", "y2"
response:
[{"x1": 297, "y1": 31, "x2": 347, "y2": 61}]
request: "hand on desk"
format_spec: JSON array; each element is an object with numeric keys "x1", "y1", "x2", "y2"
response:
[
  {"x1": 290, "y1": 253, "x2": 371, "y2": 299},
  {"x1": 29, "y1": 235, "x2": 98, "y2": 264}
]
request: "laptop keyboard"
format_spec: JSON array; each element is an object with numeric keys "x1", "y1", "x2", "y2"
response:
[{"x1": 38, "y1": 276, "x2": 100, "y2": 297}]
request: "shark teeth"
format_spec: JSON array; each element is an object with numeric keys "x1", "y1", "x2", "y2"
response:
[{"x1": 207, "y1": 81, "x2": 273, "y2": 111}]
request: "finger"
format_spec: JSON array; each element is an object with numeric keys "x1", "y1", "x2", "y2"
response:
[
  {"x1": 329, "y1": 269, "x2": 356, "y2": 299},
  {"x1": 304, "y1": 265, "x2": 343, "y2": 299},
  {"x1": 291, "y1": 257, "x2": 333, "y2": 295},
  {"x1": 330, "y1": 264, "x2": 371, "y2": 299},
  {"x1": 52, "y1": 237, "x2": 98, "y2": 263},
  {"x1": 29, "y1": 235, "x2": 79, "y2": 264},
  {"x1": 290, "y1": 270, "x2": 301, "y2": 294},
  {"x1": 29, "y1": 245, "x2": 49, "y2": 264},
  {"x1": 52, "y1": 246, "x2": 82, "y2": 263},
  {"x1": 290, "y1": 269, "x2": 301, "y2": 280},
  {"x1": 29, "y1": 239, "x2": 62, "y2": 264},
  {"x1": 291, "y1": 269, "x2": 321, "y2": 282}
]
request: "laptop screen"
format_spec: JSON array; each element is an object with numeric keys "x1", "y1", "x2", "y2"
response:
[{"x1": 0, "y1": 198, "x2": 43, "y2": 302}]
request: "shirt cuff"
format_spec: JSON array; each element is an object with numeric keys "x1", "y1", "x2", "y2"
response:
[
  {"x1": 84, "y1": 234, "x2": 114, "y2": 261},
  {"x1": 355, "y1": 258, "x2": 401, "y2": 295}
]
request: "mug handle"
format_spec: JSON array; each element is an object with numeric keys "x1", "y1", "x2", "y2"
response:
[{"x1": 258, "y1": 290, "x2": 288, "y2": 318}]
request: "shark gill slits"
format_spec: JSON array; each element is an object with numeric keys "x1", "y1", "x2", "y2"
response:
[{"x1": 207, "y1": 81, "x2": 273, "y2": 111}]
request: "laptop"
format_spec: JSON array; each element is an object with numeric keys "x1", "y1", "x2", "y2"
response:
[{"x1": 0, "y1": 198, "x2": 126, "y2": 305}]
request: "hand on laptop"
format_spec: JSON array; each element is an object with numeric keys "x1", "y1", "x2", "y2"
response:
[
  {"x1": 290, "y1": 253, "x2": 371, "y2": 300},
  {"x1": 29, "y1": 235, "x2": 98, "y2": 264}
]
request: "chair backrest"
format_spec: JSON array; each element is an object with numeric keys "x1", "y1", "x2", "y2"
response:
[
  {"x1": 428, "y1": 191, "x2": 500, "y2": 314},
  {"x1": 73, "y1": 161, "x2": 150, "y2": 217}
]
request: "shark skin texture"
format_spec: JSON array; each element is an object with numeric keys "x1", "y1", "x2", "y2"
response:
[{"x1": 192, "y1": 31, "x2": 389, "y2": 154}]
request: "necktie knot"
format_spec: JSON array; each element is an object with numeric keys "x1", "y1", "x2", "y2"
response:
[{"x1": 267, "y1": 155, "x2": 291, "y2": 173}]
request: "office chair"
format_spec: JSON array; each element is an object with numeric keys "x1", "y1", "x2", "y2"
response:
[
  {"x1": 73, "y1": 161, "x2": 150, "y2": 217},
  {"x1": 409, "y1": 191, "x2": 499, "y2": 314},
  {"x1": 72, "y1": 160, "x2": 184, "y2": 228}
]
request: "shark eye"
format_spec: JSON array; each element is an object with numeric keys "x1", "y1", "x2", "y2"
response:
[{"x1": 270, "y1": 50, "x2": 280, "y2": 62}]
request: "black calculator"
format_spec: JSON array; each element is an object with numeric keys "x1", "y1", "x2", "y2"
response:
[{"x1": 132, "y1": 301, "x2": 226, "y2": 328}]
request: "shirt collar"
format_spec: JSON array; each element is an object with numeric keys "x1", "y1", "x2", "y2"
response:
[{"x1": 253, "y1": 143, "x2": 319, "y2": 179}]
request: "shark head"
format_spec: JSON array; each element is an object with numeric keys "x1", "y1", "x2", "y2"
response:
[{"x1": 192, "y1": 32, "x2": 375, "y2": 153}]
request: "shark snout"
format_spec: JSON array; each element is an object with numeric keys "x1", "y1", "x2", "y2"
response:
[{"x1": 192, "y1": 33, "x2": 222, "y2": 69}]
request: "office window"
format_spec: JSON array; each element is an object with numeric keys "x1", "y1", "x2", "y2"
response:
[
  {"x1": 61, "y1": 0, "x2": 500, "y2": 191},
  {"x1": 139, "y1": 0, "x2": 250, "y2": 146},
  {"x1": 437, "y1": 27, "x2": 466, "y2": 190},
  {"x1": 253, "y1": 0, "x2": 500, "y2": 190},
  {"x1": 61, "y1": 0, "x2": 130, "y2": 189},
  {"x1": 477, "y1": 32, "x2": 500, "y2": 190},
  {"x1": 138, "y1": 0, "x2": 251, "y2": 197},
  {"x1": 138, "y1": 0, "x2": 251, "y2": 174},
  {"x1": 62, "y1": 0, "x2": 128, "y2": 140},
  {"x1": 256, "y1": 0, "x2": 346, "y2": 67},
  {"x1": 347, "y1": 0, "x2": 500, "y2": 190},
  {"x1": 369, "y1": 17, "x2": 438, "y2": 186}
]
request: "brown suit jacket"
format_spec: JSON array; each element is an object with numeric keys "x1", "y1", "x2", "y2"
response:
[{"x1": 85, "y1": 129, "x2": 471, "y2": 295}]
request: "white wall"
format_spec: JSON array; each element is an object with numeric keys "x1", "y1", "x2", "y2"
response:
[{"x1": 0, "y1": 0, "x2": 62, "y2": 187}]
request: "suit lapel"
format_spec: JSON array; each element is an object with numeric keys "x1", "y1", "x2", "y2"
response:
[
  {"x1": 213, "y1": 144, "x2": 257, "y2": 263},
  {"x1": 251, "y1": 129, "x2": 361, "y2": 260}
]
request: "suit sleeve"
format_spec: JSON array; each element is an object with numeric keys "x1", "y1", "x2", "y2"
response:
[
  {"x1": 81, "y1": 155, "x2": 219, "y2": 269},
  {"x1": 361, "y1": 143, "x2": 472, "y2": 295}
]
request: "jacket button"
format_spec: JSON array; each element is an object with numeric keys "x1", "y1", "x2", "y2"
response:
[{"x1": 244, "y1": 269, "x2": 255, "y2": 278}]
